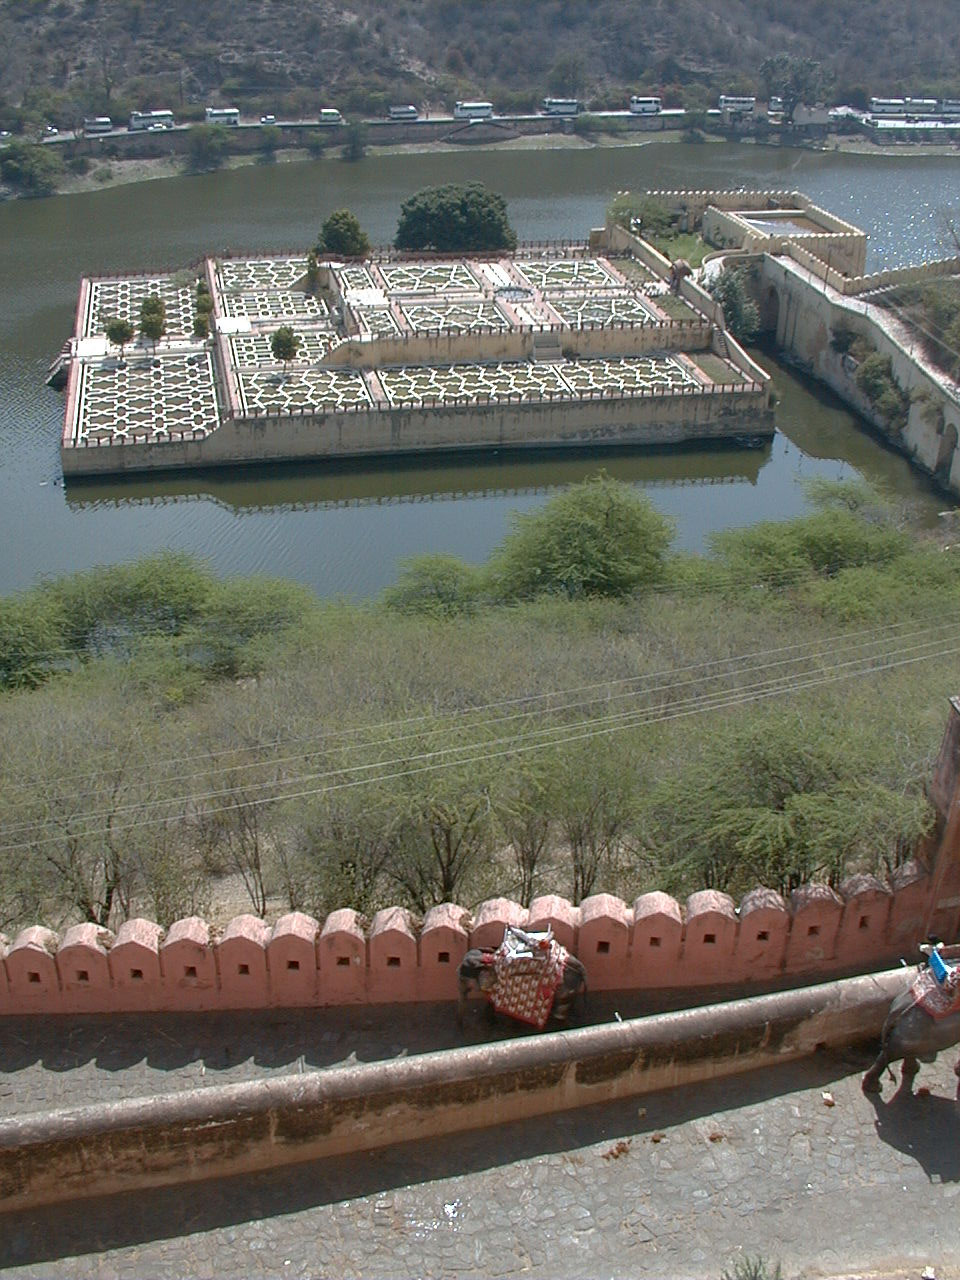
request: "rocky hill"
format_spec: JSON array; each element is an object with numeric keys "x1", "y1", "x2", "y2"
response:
[{"x1": 2, "y1": 0, "x2": 959, "y2": 128}]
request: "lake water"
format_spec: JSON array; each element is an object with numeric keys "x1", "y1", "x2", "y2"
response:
[{"x1": 2, "y1": 140, "x2": 958, "y2": 597}]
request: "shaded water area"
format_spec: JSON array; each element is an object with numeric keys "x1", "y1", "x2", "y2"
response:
[{"x1": 2, "y1": 141, "x2": 959, "y2": 596}]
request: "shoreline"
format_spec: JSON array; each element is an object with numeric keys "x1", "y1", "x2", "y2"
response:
[{"x1": 13, "y1": 127, "x2": 960, "y2": 203}]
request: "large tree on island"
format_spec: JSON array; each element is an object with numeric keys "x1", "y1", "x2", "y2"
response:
[
  {"x1": 105, "y1": 316, "x2": 135, "y2": 361},
  {"x1": 395, "y1": 182, "x2": 517, "y2": 253},
  {"x1": 759, "y1": 53, "x2": 822, "y2": 125}
]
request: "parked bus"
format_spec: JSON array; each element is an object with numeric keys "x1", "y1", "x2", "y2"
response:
[
  {"x1": 904, "y1": 97, "x2": 938, "y2": 115},
  {"x1": 454, "y1": 101, "x2": 494, "y2": 120},
  {"x1": 317, "y1": 108, "x2": 344, "y2": 125},
  {"x1": 541, "y1": 98, "x2": 581, "y2": 116},
  {"x1": 868, "y1": 98, "x2": 906, "y2": 115},
  {"x1": 129, "y1": 110, "x2": 175, "y2": 131},
  {"x1": 82, "y1": 116, "x2": 112, "y2": 134},
  {"x1": 204, "y1": 107, "x2": 240, "y2": 126},
  {"x1": 718, "y1": 95, "x2": 756, "y2": 114},
  {"x1": 388, "y1": 104, "x2": 419, "y2": 120},
  {"x1": 629, "y1": 96, "x2": 662, "y2": 115},
  {"x1": 940, "y1": 100, "x2": 960, "y2": 116}
]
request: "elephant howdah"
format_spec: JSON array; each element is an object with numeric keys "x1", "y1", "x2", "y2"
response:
[
  {"x1": 457, "y1": 926, "x2": 587, "y2": 1030},
  {"x1": 862, "y1": 942, "x2": 960, "y2": 1095}
]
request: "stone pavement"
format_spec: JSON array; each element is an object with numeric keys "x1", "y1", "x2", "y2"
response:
[{"x1": 3, "y1": 1021, "x2": 960, "y2": 1279}]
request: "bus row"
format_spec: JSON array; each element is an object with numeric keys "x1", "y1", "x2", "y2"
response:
[
  {"x1": 867, "y1": 97, "x2": 960, "y2": 117},
  {"x1": 82, "y1": 98, "x2": 666, "y2": 133}
]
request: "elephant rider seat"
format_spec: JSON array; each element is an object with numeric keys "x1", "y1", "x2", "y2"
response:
[
  {"x1": 483, "y1": 925, "x2": 568, "y2": 1030},
  {"x1": 910, "y1": 945, "x2": 960, "y2": 1019}
]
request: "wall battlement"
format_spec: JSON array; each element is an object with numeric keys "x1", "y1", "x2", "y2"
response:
[{"x1": 0, "y1": 863, "x2": 941, "y2": 1016}]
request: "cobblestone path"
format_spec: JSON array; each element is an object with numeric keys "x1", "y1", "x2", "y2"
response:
[{"x1": 2, "y1": 1036, "x2": 960, "y2": 1279}]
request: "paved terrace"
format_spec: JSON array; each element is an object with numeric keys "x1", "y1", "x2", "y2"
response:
[
  {"x1": 1, "y1": 1003, "x2": 959, "y2": 1278},
  {"x1": 62, "y1": 247, "x2": 751, "y2": 451}
]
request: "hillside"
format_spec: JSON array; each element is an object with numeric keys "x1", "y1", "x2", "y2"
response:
[{"x1": 2, "y1": 0, "x2": 960, "y2": 129}]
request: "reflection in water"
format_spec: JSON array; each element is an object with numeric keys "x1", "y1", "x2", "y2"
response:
[{"x1": 63, "y1": 443, "x2": 767, "y2": 515}]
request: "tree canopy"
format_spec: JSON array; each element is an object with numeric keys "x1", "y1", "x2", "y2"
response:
[
  {"x1": 139, "y1": 293, "x2": 166, "y2": 348},
  {"x1": 394, "y1": 182, "x2": 517, "y2": 253},
  {"x1": 317, "y1": 208, "x2": 370, "y2": 257},
  {"x1": 489, "y1": 473, "x2": 674, "y2": 600},
  {"x1": 708, "y1": 268, "x2": 760, "y2": 343},
  {"x1": 105, "y1": 317, "x2": 135, "y2": 356},
  {"x1": 759, "y1": 53, "x2": 822, "y2": 124},
  {"x1": 270, "y1": 325, "x2": 300, "y2": 365}
]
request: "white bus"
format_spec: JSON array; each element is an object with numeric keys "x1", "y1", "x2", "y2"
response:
[
  {"x1": 718, "y1": 95, "x2": 756, "y2": 114},
  {"x1": 82, "y1": 116, "x2": 113, "y2": 134},
  {"x1": 388, "y1": 104, "x2": 419, "y2": 120},
  {"x1": 868, "y1": 98, "x2": 906, "y2": 115},
  {"x1": 454, "y1": 100, "x2": 494, "y2": 120},
  {"x1": 629, "y1": 96, "x2": 662, "y2": 115},
  {"x1": 204, "y1": 107, "x2": 240, "y2": 126},
  {"x1": 317, "y1": 108, "x2": 343, "y2": 125},
  {"x1": 129, "y1": 110, "x2": 175, "y2": 131},
  {"x1": 541, "y1": 97, "x2": 581, "y2": 116},
  {"x1": 940, "y1": 99, "x2": 960, "y2": 116},
  {"x1": 904, "y1": 97, "x2": 937, "y2": 115}
]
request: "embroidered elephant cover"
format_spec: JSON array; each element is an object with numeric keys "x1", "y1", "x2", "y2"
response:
[
  {"x1": 489, "y1": 937, "x2": 567, "y2": 1029},
  {"x1": 910, "y1": 966, "x2": 960, "y2": 1019}
]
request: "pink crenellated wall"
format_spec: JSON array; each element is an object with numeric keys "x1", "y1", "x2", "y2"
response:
[
  {"x1": 5, "y1": 699, "x2": 960, "y2": 1020},
  {"x1": 0, "y1": 862, "x2": 950, "y2": 1017}
]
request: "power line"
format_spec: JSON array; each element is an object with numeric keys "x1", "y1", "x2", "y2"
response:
[
  {"x1": 0, "y1": 629, "x2": 954, "y2": 853},
  {"x1": 2, "y1": 614, "x2": 956, "y2": 831}
]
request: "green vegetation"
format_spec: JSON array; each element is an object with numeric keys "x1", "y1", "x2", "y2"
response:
[
  {"x1": 317, "y1": 208, "x2": 371, "y2": 258},
  {"x1": 759, "y1": 53, "x2": 822, "y2": 124},
  {"x1": 879, "y1": 280, "x2": 960, "y2": 380},
  {"x1": 104, "y1": 317, "x2": 135, "y2": 360},
  {"x1": 855, "y1": 353, "x2": 911, "y2": 433},
  {"x1": 394, "y1": 183, "x2": 517, "y2": 253},
  {"x1": 270, "y1": 325, "x2": 300, "y2": 366},
  {"x1": 138, "y1": 292, "x2": 166, "y2": 350},
  {"x1": 1, "y1": 479, "x2": 955, "y2": 933},
  {"x1": 185, "y1": 123, "x2": 229, "y2": 173},
  {"x1": 708, "y1": 268, "x2": 760, "y2": 343},
  {"x1": 0, "y1": 138, "x2": 62, "y2": 195}
]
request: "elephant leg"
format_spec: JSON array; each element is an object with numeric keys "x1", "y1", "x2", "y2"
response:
[
  {"x1": 862, "y1": 1045, "x2": 890, "y2": 1094},
  {"x1": 900, "y1": 1056, "x2": 920, "y2": 1093}
]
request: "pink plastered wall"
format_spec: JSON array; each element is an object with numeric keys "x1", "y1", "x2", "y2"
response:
[{"x1": 0, "y1": 862, "x2": 942, "y2": 1016}]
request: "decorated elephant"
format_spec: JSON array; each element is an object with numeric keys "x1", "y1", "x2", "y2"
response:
[
  {"x1": 862, "y1": 943, "x2": 960, "y2": 1096},
  {"x1": 457, "y1": 927, "x2": 587, "y2": 1030}
]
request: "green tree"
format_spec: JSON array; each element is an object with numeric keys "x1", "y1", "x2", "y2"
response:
[
  {"x1": 139, "y1": 293, "x2": 166, "y2": 351},
  {"x1": 547, "y1": 54, "x2": 585, "y2": 97},
  {"x1": 855, "y1": 353, "x2": 911, "y2": 432},
  {"x1": 185, "y1": 123, "x2": 228, "y2": 173},
  {"x1": 317, "y1": 208, "x2": 371, "y2": 257},
  {"x1": 105, "y1": 316, "x2": 135, "y2": 360},
  {"x1": 395, "y1": 182, "x2": 517, "y2": 253},
  {"x1": 708, "y1": 268, "x2": 760, "y2": 343},
  {"x1": 270, "y1": 325, "x2": 300, "y2": 367},
  {"x1": 489, "y1": 473, "x2": 674, "y2": 600},
  {"x1": 341, "y1": 121, "x2": 367, "y2": 161},
  {"x1": 759, "y1": 53, "x2": 822, "y2": 125},
  {"x1": 306, "y1": 249, "x2": 321, "y2": 294},
  {"x1": 0, "y1": 139, "x2": 63, "y2": 196},
  {"x1": 382, "y1": 554, "x2": 482, "y2": 618}
]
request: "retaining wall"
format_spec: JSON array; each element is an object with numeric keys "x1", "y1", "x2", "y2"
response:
[
  {"x1": 61, "y1": 378, "x2": 771, "y2": 476},
  {"x1": 761, "y1": 252, "x2": 960, "y2": 494},
  {"x1": 0, "y1": 863, "x2": 941, "y2": 1016},
  {"x1": 0, "y1": 967, "x2": 911, "y2": 1211}
]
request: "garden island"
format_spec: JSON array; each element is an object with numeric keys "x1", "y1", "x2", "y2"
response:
[{"x1": 52, "y1": 187, "x2": 775, "y2": 477}]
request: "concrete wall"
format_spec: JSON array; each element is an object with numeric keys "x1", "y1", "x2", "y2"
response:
[
  {"x1": 0, "y1": 861, "x2": 938, "y2": 1016},
  {"x1": 61, "y1": 380, "x2": 771, "y2": 476},
  {"x1": 761, "y1": 253, "x2": 960, "y2": 493},
  {"x1": 0, "y1": 967, "x2": 912, "y2": 1211}
]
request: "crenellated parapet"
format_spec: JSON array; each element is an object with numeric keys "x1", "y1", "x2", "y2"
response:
[{"x1": 0, "y1": 861, "x2": 949, "y2": 1016}]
